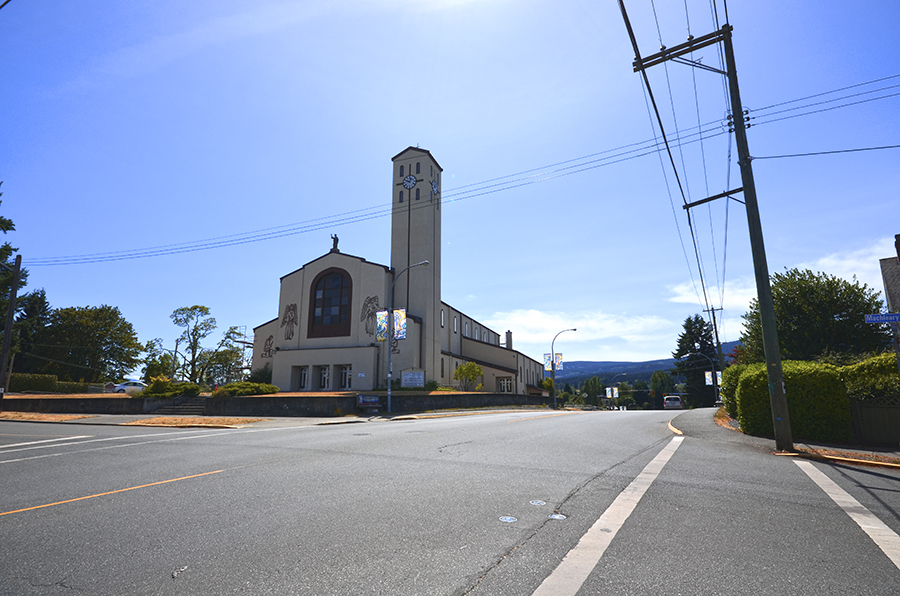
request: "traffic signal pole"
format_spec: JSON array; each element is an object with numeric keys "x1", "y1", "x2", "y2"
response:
[{"x1": 618, "y1": 5, "x2": 793, "y2": 450}]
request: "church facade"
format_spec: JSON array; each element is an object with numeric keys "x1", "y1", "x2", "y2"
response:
[{"x1": 251, "y1": 147, "x2": 545, "y2": 394}]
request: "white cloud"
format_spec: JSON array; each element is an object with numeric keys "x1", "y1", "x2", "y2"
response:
[{"x1": 798, "y1": 236, "x2": 894, "y2": 292}]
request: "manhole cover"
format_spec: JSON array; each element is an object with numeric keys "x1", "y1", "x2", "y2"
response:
[
  {"x1": 499, "y1": 516, "x2": 518, "y2": 523},
  {"x1": 530, "y1": 500, "x2": 547, "y2": 506},
  {"x1": 549, "y1": 513, "x2": 567, "y2": 521}
]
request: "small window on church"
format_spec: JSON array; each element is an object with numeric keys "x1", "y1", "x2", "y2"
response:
[
  {"x1": 441, "y1": 309, "x2": 445, "y2": 328},
  {"x1": 416, "y1": 162, "x2": 420, "y2": 174},
  {"x1": 399, "y1": 191, "x2": 404, "y2": 203},
  {"x1": 400, "y1": 165, "x2": 404, "y2": 177},
  {"x1": 415, "y1": 188, "x2": 420, "y2": 200}
]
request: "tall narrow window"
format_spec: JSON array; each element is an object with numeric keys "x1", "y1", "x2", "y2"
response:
[
  {"x1": 441, "y1": 358, "x2": 445, "y2": 378},
  {"x1": 415, "y1": 188, "x2": 420, "y2": 200},
  {"x1": 308, "y1": 268, "x2": 352, "y2": 338},
  {"x1": 400, "y1": 165, "x2": 404, "y2": 177},
  {"x1": 454, "y1": 316, "x2": 458, "y2": 333},
  {"x1": 399, "y1": 191, "x2": 404, "y2": 203},
  {"x1": 441, "y1": 309, "x2": 445, "y2": 327},
  {"x1": 416, "y1": 162, "x2": 421, "y2": 174},
  {"x1": 318, "y1": 366, "x2": 330, "y2": 390},
  {"x1": 339, "y1": 365, "x2": 352, "y2": 390}
]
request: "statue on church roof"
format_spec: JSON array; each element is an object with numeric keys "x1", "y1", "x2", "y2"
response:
[{"x1": 331, "y1": 234, "x2": 339, "y2": 252}]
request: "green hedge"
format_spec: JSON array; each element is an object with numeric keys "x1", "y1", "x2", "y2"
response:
[
  {"x1": 736, "y1": 360, "x2": 852, "y2": 442},
  {"x1": 839, "y1": 352, "x2": 900, "y2": 401},
  {"x1": 212, "y1": 382, "x2": 279, "y2": 397},
  {"x1": 56, "y1": 381, "x2": 90, "y2": 394},
  {"x1": 720, "y1": 364, "x2": 746, "y2": 419},
  {"x1": 9, "y1": 373, "x2": 59, "y2": 393},
  {"x1": 141, "y1": 376, "x2": 202, "y2": 399}
]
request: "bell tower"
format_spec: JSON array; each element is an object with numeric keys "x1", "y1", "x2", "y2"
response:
[{"x1": 390, "y1": 147, "x2": 442, "y2": 383}]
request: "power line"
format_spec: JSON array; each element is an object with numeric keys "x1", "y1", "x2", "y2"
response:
[
  {"x1": 25, "y1": 74, "x2": 900, "y2": 267},
  {"x1": 752, "y1": 144, "x2": 900, "y2": 160}
]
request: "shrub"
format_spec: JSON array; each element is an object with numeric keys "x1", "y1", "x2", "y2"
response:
[
  {"x1": 736, "y1": 360, "x2": 851, "y2": 442},
  {"x1": 213, "y1": 382, "x2": 279, "y2": 397},
  {"x1": 839, "y1": 352, "x2": 900, "y2": 401},
  {"x1": 9, "y1": 373, "x2": 58, "y2": 393},
  {"x1": 720, "y1": 364, "x2": 746, "y2": 419},
  {"x1": 142, "y1": 376, "x2": 202, "y2": 399},
  {"x1": 247, "y1": 362, "x2": 272, "y2": 384},
  {"x1": 55, "y1": 381, "x2": 90, "y2": 394}
]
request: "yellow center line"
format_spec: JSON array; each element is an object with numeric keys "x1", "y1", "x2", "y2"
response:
[
  {"x1": 510, "y1": 412, "x2": 581, "y2": 422},
  {"x1": 0, "y1": 470, "x2": 224, "y2": 517}
]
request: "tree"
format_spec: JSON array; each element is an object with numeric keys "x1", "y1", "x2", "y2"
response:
[
  {"x1": 0, "y1": 190, "x2": 35, "y2": 379},
  {"x1": 12, "y1": 288, "x2": 50, "y2": 374},
  {"x1": 673, "y1": 314, "x2": 717, "y2": 408},
  {"x1": 141, "y1": 338, "x2": 176, "y2": 383},
  {"x1": 582, "y1": 375, "x2": 604, "y2": 406},
  {"x1": 740, "y1": 268, "x2": 891, "y2": 363},
  {"x1": 169, "y1": 306, "x2": 246, "y2": 385},
  {"x1": 453, "y1": 361, "x2": 483, "y2": 391},
  {"x1": 32, "y1": 305, "x2": 142, "y2": 382},
  {"x1": 649, "y1": 370, "x2": 674, "y2": 409}
]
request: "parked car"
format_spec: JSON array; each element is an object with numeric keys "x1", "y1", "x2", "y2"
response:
[
  {"x1": 663, "y1": 395, "x2": 683, "y2": 410},
  {"x1": 114, "y1": 380, "x2": 147, "y2": 395}
]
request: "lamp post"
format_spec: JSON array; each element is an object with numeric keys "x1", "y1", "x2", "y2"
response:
[
  {"x1": 387, "y1": 259, "x2": 429, "y2": 413},
  {"x1": 550, "y1": 328, "x2": 576, "y2": 409},
  {"x1": 681, "y1": 351, "x2": 719, "y2": 405}
]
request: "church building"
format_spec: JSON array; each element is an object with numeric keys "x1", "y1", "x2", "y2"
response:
[{"x1": 251, "y1": 147, "x2": 545, "y2": 394}]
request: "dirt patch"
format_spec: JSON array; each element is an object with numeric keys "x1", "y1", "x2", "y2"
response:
[
  {"x1": 121, "y1": 416, "x2": 268, "y2": 428},
  {"x1": 0, "y1": 412, "x2": 99, "y2": 422}
]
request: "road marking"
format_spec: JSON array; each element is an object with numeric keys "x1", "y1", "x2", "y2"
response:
[
  {"x1": 795, "y1": 459, "x2": 900, "y2": 570},
  {"x1": 0, "y1": 436, "x2": 91, "y2": 449},
  {"x1": 532, "y1": 436, "x2": 684, "y2": 596},
  {"x1": 0, "y1": 470, "x2": 224, "y2": 517}
]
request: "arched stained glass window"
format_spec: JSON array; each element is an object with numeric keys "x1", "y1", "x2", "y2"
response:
[{"x1": 308, "y1": 268, "x2": 352, "y2": 338}]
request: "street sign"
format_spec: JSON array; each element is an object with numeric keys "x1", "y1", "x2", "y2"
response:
[{"x1": 865, "y1": 313, "x2": 900, "y2": 323}]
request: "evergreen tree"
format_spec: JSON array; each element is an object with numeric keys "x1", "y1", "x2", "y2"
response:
[{"x1": 673, "y1": 314, "x2": 717, "y2": 408}]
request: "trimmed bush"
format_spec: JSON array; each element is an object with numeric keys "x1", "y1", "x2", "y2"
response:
[
  {"x1": 839, "y1": 352, "x2": 900, "y2": 401},
  {"x1": 213, "y1": 382, "x2": 279, "y2": 397},
  {"x1": 55, "y1": 381, "x2": 90, "y2": 394},
  {"x1": 141, "y1": 375, "x2": 202, "y2": 399},
  {"x1": 720, "y1": 364, "x2": 746, "y2": 419},
  {"x1": 736, "y1": 360, "x2": 852, "y2": 442},
  {"x1": 9, "y1": 373, "x2": 58, "y2": 393}
]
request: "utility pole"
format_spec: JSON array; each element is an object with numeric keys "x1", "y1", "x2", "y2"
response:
[{"x1": 618, "y1": 6, "x2": 793, "y2": 450}]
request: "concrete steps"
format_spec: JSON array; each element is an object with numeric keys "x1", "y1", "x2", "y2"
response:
[{"x1": 153, "y1": 395, "x2": 207, "y2": 416}]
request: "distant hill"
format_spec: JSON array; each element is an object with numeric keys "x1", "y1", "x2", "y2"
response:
[{"x1": 553, "y1": 341, "x2": 740, "y2": 386}]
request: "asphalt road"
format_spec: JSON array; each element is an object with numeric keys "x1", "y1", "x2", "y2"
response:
[{"x1": 1, "y1": 409, "x2": 898, "y2": 595}]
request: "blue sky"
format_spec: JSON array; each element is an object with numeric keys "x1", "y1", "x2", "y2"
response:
[{"x1": 2, "y1": 0, "x2": 898, "y2": 367}]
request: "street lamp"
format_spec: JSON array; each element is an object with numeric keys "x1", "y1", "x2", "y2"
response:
[
  {"x1": 680, "y1": 352, "x2": 720, "y2": 405},
  {"x1": 387, "y1": 260, "x2": 429, "y2": 413},
  {"x1": 550, "y1": 328, "x2": 576, "y2": 409}
]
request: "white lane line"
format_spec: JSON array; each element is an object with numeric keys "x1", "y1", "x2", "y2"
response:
[
  {"x1": 795, "y1": 459, "x2": 900, "y2": 570},
  {"x1": 532, "y1": 436, "x2": 684, "y2": 596},
  {"x1": 0, "y1": 425, "x2": 311, "y2": 464},
  {"x1": 0, "y1": 436, "x2": 91, "y2": 449}
]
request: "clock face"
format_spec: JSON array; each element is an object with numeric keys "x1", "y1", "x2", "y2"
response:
[
  {"x1": 402, "y1": 175, "x2": 417, "y2": 189},
  {"x1": 431, "y1": 179, "x2": 439, "y2": 195}
]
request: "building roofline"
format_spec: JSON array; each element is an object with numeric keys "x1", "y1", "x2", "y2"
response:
[
  {"x1": 391, "y1": 146, "x2": 443, "y2": 171},
  {"x1": 280, "y1": 251, "x2": 391, "y2": 281}
]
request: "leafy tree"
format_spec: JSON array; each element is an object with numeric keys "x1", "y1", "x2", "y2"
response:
[
  {"x1": 31, "y1": 305, "x2": 142, "y2": 382},
  {"x1": 200, "y1": 342, "x2": 245, "y2": 386},
  {"x1": 141, "y1": 338, "x2": 177, "y2": 383},
  {"x1": 740, "y1": 268, "x2": 891, "y2": 363},
  {"x1": 453, "y1": 361, "x2": 483, "y2": 391},
  {"x1": 582, "y1": 375, "x2": 604, "y2": 406},
  {"x1": 649, "y1": 370, "x2": 674, "y2": 409},
  {"x1": 171, "y1": 306, "x2": 217, "y2": 383},
  {"x1": 673, "y1": 314, "x2": 718, "y2": 408}
]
